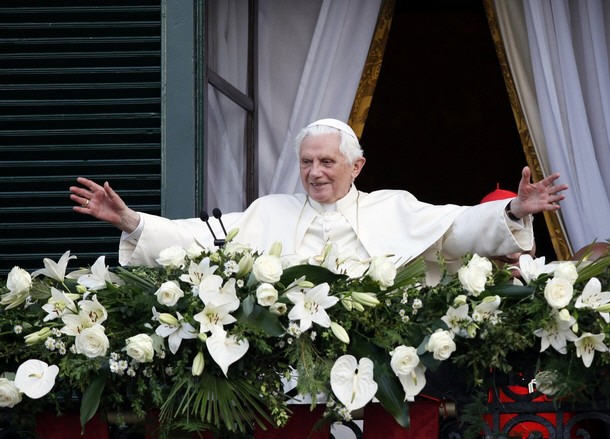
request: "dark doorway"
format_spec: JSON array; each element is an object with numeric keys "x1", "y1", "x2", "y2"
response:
[{"x1": 358, "y1": 0, "x2": 555, "y2": 260}]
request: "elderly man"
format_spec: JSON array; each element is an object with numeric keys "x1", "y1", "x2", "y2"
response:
[{"x1": 70, "y1": 118, "x2": 566, "y2": 281}]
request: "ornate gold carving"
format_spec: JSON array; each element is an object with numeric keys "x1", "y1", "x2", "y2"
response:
[
  {"x1": 483, "y1": 0, "x2": 572, "y2": 260},
  {"x1": 348, "y1": 0, "x2": 395, "y2": 139}
]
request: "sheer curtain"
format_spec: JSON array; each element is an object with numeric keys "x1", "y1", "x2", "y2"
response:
[
  {"x1": 495, "y1": 0, "x2": 610, "y2": 251},
  {"x1": 258, "y1": 0, "x2": 382, "y2": 195}
]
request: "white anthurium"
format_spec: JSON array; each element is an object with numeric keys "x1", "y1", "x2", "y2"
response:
[
  {"x1": 574, "y1": 332, "x2": 608, "y2": 368},
  {"x1": 77, "y1": 256, "x2": 122, "y2": 291},
  {"x1": 199, "y1": 277, "x2": 239, "y2": 309},
  {"x1": 14, "y1": 359, "x2": 59, "y2": 399},
  {"x1": 155, "y1": 312, "x2": 197, "y2": 354},
  {"x1": 533, "y1": 310, "x2": 578, "y2": 354},
  {"x1": 473, "y1": 296, "x2": 502, "y2": 324},
  {"x1": 514, "y1": 254, "x2": 554, "y2": 284},
  {"x1": 440, "y1": 304, "x2": 472, "y2": 337},
  {"x1": 179, "y1": 257, "x2": 219, "y2": 293},
  {"x1": 60, "y1": 310, "x2": 94, "y2": 336},
  {"x1": 287, "y1": 283, "x2": 339, "y2": 332},
  {"x1": 31, "y1": 250, "x2": 76, "y2": 282},
  {"x1": 205, "y1": 328, "x2": 249, "y2": 376},
  {"x1": 193, "y1": 302, "x2": 238, "y2": 333},
  {"x1": 330, "y1": 355, "x2": 378, "y2": 412},
  {"x1": 396, "y1": 363, "x2": 427, "y2": 402},
  {"x1": 575, "y1": 277, "x2": 610, "y2": 323},
  {"x1": 78, "y1": 294, "x2": 107, "y2": 325},
  {"x1": 42, "y1": 287, "x2": 78, "y2": 322}
]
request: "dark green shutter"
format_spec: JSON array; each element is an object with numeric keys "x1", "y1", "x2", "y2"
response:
[{"x1": 0, "y1": 1, "x2": 161, "y2": 276}]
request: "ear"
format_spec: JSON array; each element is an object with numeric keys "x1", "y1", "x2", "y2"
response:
[{"x1": 351, "y1": 157, "x2": 366, "y2": 179}]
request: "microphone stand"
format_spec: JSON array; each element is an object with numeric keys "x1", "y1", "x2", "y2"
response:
[{"x1": 200, "y1": 209, "x2": 227, "y2": 248}]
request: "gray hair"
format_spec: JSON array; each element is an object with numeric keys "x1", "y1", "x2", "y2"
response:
[{"x1": 294, "y1": 125, "x2": 364, "y2": 164}]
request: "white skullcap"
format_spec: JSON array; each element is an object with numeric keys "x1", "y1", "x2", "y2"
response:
[{"x1": 306, "y1": 118, "x2": 358, "y2": 141}]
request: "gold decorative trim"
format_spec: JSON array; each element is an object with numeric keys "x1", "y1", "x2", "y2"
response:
[
  {"x1": 348, "y1": 0, "x2": 395, "y2": 139},
  {"x1": 483, "y1": 0, "x2": 572, "y2": 260}
]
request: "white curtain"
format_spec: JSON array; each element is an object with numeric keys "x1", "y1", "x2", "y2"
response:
[
  {"x1": 496, "y1": 0, "x2": 610, "y2": 251},
  {"x1": 258, "y1": 0, "x2": 382, "y2": 195}
]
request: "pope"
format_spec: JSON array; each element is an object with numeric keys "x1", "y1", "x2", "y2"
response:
[{"x1": 69, "y1": 118, "x2": 567, "y2": 282}]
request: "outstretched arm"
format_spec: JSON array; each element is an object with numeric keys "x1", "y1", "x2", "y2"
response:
[
  {"x1": 69, "y1": 177, "x2": 140, "y2": 233},
  {"x1": 508, "y1": 166, "x2": 568, "y2": 219}
]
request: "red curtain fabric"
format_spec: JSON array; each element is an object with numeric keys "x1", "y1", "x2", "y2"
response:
[
  {"x1": 254, "y1": 405, "x2": 330, "y2": 439},
  {"x1": 35, "y1": 412, "x2": 109, "y2": 439},
  {"x1": 362, "y1": 400, "x2": 440, "y2": 439}
]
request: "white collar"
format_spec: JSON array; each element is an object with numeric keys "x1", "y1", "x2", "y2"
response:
[{"x1": 307, "y1": 185, "x2": 359, "y2": 215}]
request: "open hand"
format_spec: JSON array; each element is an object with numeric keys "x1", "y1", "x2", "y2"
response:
[{"x1": 509, "y1": 166, "x2": 568, "y2": 218}]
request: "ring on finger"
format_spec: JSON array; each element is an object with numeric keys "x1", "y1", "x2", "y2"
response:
[{"x1": 83, "y1": 199, "x2": 90, "y2": 208}]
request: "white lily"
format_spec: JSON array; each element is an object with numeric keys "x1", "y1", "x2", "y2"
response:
[
  {"x1": 574, "y1": 332, "x2": 608, "y2": 368},
  {"x1": 78, "y1": 294, "x2": 107, "y2": 325},
  {"x1": 515, "y1": 254, "x2": 554, "y2": 284},
  {"x1": 31, "y1": 250, "x2": 76, "y2": 282},
  {"x1": 77, "y1": 256, "x2": 121, "y2": 291},
  {"x1": 60, "y1": 310, "x2": 94, "y2": 336},
  {"x1": 533, "y1": 310, "x2": 578, "y2": 354},
  {"x1": 473, "y1": 296, "x2": 502, "y2": 324},
  {"x1": 396, "y1": 363, "x2": 427, "y2": 402},
  {"x1": 199, "y1": 276, "x2": 239, "y2": 309},
  {"x1": 287, "y1": 283, "x2": 339, "y2": 332},
  {"x1": 440, "y1": 304, "x2": 472, "y2": 337},
  {"x1": 155, "y1": 312, "x2": 197, "y2": 354},
  {"x1": 42, "y1": 287, "x2": 78, "y2": 322},
  {"x1": 193, "y1": 302, "x2": 238, "y2": 333},
  {"x1": 575, "y1": 277, "x2": 610, "y2": 323},
  {"x1": 205, "y1": 328, "x2": 249, "y2": 376},
  {"x1": 330, "y1": 355, "x2": 378, "y2": 412},
  {"x1": 14, "y1": 359, "x2": 59, "y2": 399},
  {"x1": 179, "y1": 257, "x2": 218, "y2": 294}
]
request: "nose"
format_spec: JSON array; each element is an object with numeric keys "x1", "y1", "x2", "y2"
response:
[{"x1": 310, "y1": 161, "x2": 323, "y2": 177}]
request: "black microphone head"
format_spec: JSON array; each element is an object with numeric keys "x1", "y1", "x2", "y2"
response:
[
  {"x1": 212, "y1": 208, "x2": 222, "y2": 219},
  {"x1": 199, "y1": 210, "x2": 209, "y2": 222}
]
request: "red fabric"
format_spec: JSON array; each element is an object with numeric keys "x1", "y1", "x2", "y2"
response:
[
  {"x1": 484, "y1": 385, "x2": 575, "y2": 439},
  {"x1": 144, "y1": 411, "x2": 215, "y2": 439},
  {"x1": 362, "y1": 399, "x2": 440, "y2": 439},
  {"x1": 254, "y1": 405, "x2": 330, "y2": 439},
  {"x1": 480, "y1": 185, "x2": 517, "y2": 203},
  {"x1": 35, "y1": 412, "x2": 109, "y2": 439}
]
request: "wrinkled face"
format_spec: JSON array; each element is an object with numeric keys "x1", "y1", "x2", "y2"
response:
[{"x1": 299, "y1": 133, "x2": 365, "y2": 204}]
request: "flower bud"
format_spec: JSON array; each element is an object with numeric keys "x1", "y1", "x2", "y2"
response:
[
  {"x1": 268, "y1": 242, "x2": 283, "y2": 258},
  {"x1": 76, "y1": 285, "x2": 88, "y2": 294},
  {"x1": 557, "y1": 308, "x2": 571, "y2": 322},
  {"x1": 453, "y1": 295, "x2": 468, "y2": 306},
  {"x1": 341, "y1": 298, "x2": 353, "y2": 311},
  {"x1": 467, "y1": 323, "x2": 478, "y2": 339},
  {"x1": 571, "y1": 323, "x2": 579, "y2": 334},
  {"x1": 236, "y1": 254, "x2": 254, "y2": 278},
  {"x1": 330, "y1": 322, "x2": 350, "y2": 344},
  {"x1": 198, "y1": 333, "x2": 208, "y2": 342},
  {"x1": 24, "y1": 327, "x2": 52, "y2": 346},
  {"x1": 192, "y1": 352, "x2": 205, "y2": 376},
  {"x1": 269, "y1": 302, "x2": 287, "y2": 316},
  {"x1": 297, "y1": 280, "x2": 315, "y2": 288},
  {"x1": 595, "y1": 303, "x2": 610, "y2": 313},
  {"x1": 226, "y1": 228, "x2": 239, "y2": 242},
  {"x1": 158, "y1": 313, "x2": 179, "y2": 327},
  {"x1": 352, "y1": 302, "x2": 365, "y2": 312},
  {"x1": 352, "y1": 292, "x2": 380, "y2": 307}
]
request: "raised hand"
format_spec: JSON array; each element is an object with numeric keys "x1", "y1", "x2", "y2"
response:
[
  {"x1": 509, "y1": 166, "x2": 568, "y2": 218},
  {"x1": 69, "y1": 177, "x2": 140, "y2": 233}
]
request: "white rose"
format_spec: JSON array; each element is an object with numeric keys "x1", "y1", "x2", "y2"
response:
[
  {"x1": 390, "y1": 345, "x2": 419, "y2": 376},
  {"x1": 426, "y1": 329, "x2": 456, "y2": 361},
  {"x1": 256, "y1": 283, "x2": 278, "y2": 307},
  {"x1": 544, "y1": 277, "x2": 573, "y2": 309},
  {"x1": 0, "y1": 378, "x2": 22, "y2": 408},
  {"x1": 458, "y1": 265, "x2": 487, "y2": 296},
  {"x1": 368, "y1": 257, "x2": 396, "y2": 289},
  {"x1": 155, "y1": 281, "x2": 184, "y2": 307},
  {"x1": 6, "y1": 266, "x2": 32, "y2": 294},
  {"x1": 75, "y1": 325, "x2": 109, "y2": 358},
  {"x1": 186, "y1": 243, "x2": 204, "y2": 259},
  {"x1": 468, "y1": 254, "x2": 493, "y2": 276},
  {"x1": 155, "y1": 246, "x2": 186, "y2": 268},
  {"x1": 125, "y1": 333, "x2": 154, "y2": 363},
  {"x1": 269, "y1": 302, "x2": 287, "y2": 315},
  {"x1": 252, "y1": 255, "x2": 283, "y2": 283},
  {"x1": 553, "y1": 262, "x2": 578, "y2": 285}
]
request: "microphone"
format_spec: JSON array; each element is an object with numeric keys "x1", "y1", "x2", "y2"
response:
[
  {"x1": 212, "y1": 208, "x2": 228, "y2": 236},
  {"x1": 199, "y1": 209, "x2": 225, "y2": 248}
]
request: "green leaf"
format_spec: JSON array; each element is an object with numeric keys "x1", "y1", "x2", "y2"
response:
[
  {"x1": 394, "y1": 257, "x2": 426, "y2": 288},
  {"x1": 280, "y1": 265, "x2": 346, "y2": 286},
  {"x1": 80, "y1": 374, "x2": 106, "y2": 430},
  {"x1": 350, "y1": 334, "x2": 410, "y2": 428},
  {"x1": 485, "y1": 284, "x2": 534, "y2": 298},
  {"x1": 235, "y1": 304, "x2": 284, "y2": 337},
  {"x1": 241, "y1": 294, "x2": 255, "y2": 317}
]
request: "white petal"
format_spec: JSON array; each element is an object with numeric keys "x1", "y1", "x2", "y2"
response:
[
  {"x1": 206, "y1": 329, "x2": 249, "y2": 376},
  {"x1": 330, "y1": 355, "x2": 378, "y2": 411},
  {"x1": 14, "y1": 360, "x2": 59, "y2": 399}
]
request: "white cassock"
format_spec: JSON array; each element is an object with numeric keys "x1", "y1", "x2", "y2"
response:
[{"x1": 119, "y1": 185, "x2": 533, "y2": 283}]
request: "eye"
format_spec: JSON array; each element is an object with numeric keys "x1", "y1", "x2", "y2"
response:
[{"x1": 322, "y1": 159, "x2": 334, "y2": 166}]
